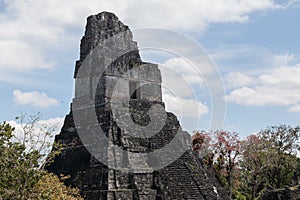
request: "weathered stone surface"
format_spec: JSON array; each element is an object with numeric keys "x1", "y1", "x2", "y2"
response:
[{"x1": 46, "y1": 11, "x2": 229, "y2": 200}]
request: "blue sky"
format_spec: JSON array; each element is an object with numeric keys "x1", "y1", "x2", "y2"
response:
[{"x1": 1, "y1": 0, "x2": 300, "y2": 138}]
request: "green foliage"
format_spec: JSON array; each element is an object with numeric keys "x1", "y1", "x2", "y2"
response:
[
  {"x1": 260, "y1": 125, "x2": 299, "y2": 188},
  {"x1": 232, "y1": 189, "x2": 247, "y2": 200},
  {"x1": 32, "y1": 173, "x2": 83, "y2": 200},
  {"x1": 0, "y1": 121, "x2": 14, "y2": 144},
  {"x1": 194, "y1": 125, "x2": 299, "y2": 200},
  {"x1": 0, "y1": 117, "x2": 82, "y2": 200},
  {"x1": 239, "y1": 134, "x2": 268, "y2": 199},
  {"x1": 0, "y1": 122, "x2": 42, "y2": 199},
  {"x1": 239, "y1": 125, "x2": 300, "y2": 199}
]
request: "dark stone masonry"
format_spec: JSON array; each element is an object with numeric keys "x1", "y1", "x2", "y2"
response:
[{"x1": 46, "y1": 11, "x2": 230, "y2": 200}]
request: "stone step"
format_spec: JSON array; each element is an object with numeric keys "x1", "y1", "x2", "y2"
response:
[{"x1": 162, "y1": 161, "x2": 204, "y2": 199}]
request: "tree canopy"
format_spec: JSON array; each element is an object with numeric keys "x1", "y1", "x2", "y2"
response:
[
  {"x1": 192, "y1": 125, "x2": 300, "y2": 200},
  {"x1": 0, "y1": 118, "x2": 82, "y2": 200}
]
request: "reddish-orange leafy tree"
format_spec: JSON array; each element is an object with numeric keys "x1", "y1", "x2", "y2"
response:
[
  {"x1": 191, "y1": 131, "x2": 211, "y2": 159},
  {"x1": 211, "y1": 130, "x2": 241, "y2": 199},
  {"x1": 191, "y1": 130, "x2": 241, "y2": 199}
]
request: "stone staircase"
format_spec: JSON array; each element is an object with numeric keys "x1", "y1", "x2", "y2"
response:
[
  {"x1": 164, "y1": 163, "x2": 204, "y2": 200},
  {"x1": 158, "y1": 151, "x2": 207, "y2": 200}
]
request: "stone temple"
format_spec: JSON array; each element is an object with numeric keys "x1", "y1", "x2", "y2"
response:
[{"x1": 46, "y1": 11, "x2": 229, "y2": 200}]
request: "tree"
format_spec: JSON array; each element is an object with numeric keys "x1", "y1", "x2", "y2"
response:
[
  {"x1": 0, "y1": 121, "x2": 42, "y2": 199},
  {"x1": 191, "y1": 131, "x2": 212, "y2": 161},
  {"x1": 239, "y1": 125, "x2": 300, "y2": 199},
  {"x1": 211, "y1": 130, "x2": 242, "y2": 199},
  {"x1": 32, "y1": 173, "x2": 83, "y2": 200},
  {"x1": 192, "y1": 130, "x2": 242, "y2": 199},
  {"x1": 0, "y1": 115, "x2": 82, "y2": 200},
  {"x1": 15, "y1": 112, "x2": 59, "y2": 166},
  {"x1": 260, "y1": 125, "x2": 300, "y2": 188},
  {"x1": 240, "y1": 134, "x2": 270, "y2": 199}
]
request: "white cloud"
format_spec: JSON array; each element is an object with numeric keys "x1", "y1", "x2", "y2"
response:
[
  {"x1": 0, "y1": 0, "x2": 283, "y2": 77},
  {"x1": 13, "y1": 90, "x2": 59, "y2": 108},
  {"x1": 162, "y1": 57, "x2": 214, "y2": 80},
  {"x1": 0, "y1": 40, "x2": 53, "y2": 71},
  {"x1": 3, "y1": 0, "x2": 277, "y2": 32},
  {"x1": 163, "y1": 93, "x2": 209, "y2": 118},
  {"x1": 226, "y1": 64, "x2": 300, "y2": 111},
  {"x1": 272, "y1": 53, "x2": 295, "y2": 67},
  {"x1": 259, "y1": 66, "x2": 300, "y2": 88},
  {"x1": 7, "y1": 117, "x2": 64, "y2": 139},
  {"x1": 157, "y1": 58, "x2": 209, "y2": 119},
  {"x1": 124, "y1": 0, "x2": 277, "y2": 31},
  {"x1": 225, "y1": 72, "x2": 254, "y2": 88},
  {"x1": 227, "y1": 86, "x2": 300, "y2": 106},
  {"x1": 7, "y1": 117, "x2": 64, "y2": 155},
  {"x1": 159, "y1": 58, "x2": 207, "y2": 97},
  {"x1": 276, "y1": 0, "x2": 300, "y2": 9},
  {"x1": 210, "y1": 45, "x2": 298, "y2": 75},
  {"x1": 211, "y1": 46, "x2": 300, "y2": 109},
  {"x1": 288, "y1": 104, "x2": 300, "y2": 112}
]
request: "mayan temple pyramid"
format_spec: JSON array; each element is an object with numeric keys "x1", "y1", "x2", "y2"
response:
[{"x1": 46, "y1": 11, "x2": 229, "y2": 200}]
